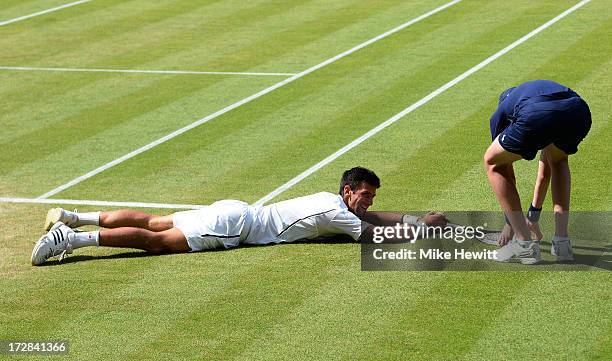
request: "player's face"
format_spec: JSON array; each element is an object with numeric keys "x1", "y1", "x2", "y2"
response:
[{"x1": 344, "y1": 183, "x2": 377, "y2": 216}]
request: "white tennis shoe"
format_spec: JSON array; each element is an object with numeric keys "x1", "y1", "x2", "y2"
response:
[
  {"x1": 493, "y1": 239, "x2": 541, "y2": 265},
  {"x1": 551, "y1": 237, "x2": 573, "y2": 262},
  {"x1": 44, "y1": 208, "x2": 78, "y2": 231},
  {"x1": 31, "y1": 222, "x2": 75, "y2": 266}
]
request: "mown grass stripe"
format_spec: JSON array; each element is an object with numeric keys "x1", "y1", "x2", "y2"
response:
[
  {"x1": 59, "y1": 1, "x2": 505, "y2": 204},
  {"x1": 0, "y1": 0, "x2": 224, "y2": 97},
  {"x1": 0, "y1": 76, "x2": 281, "y2": 198},
  {"x1": 232, "y1": 268, "x2": 444, "y2": 360},
  {"x1": 123, "y1": 245, "x2": 341, "y2": 359},
  {"x1": 1, "y1": 75, "x2": 227, "y2": 175},
  {"x1": 461, "y1": 272, "x2": 612, "y2": 361},
  {"x1": 34, "y1": 0, "x2": 462, "y2": 200},
  {"x1": 0, "y1": 0, "x2": 389, "y2": 131},
  {"x1": 0, "y1": 0, "x2": 366, "y2": 101},
  {"x1": 348, "y1": 272, "x2": 542, "y2": 360},
  {"x1": 1, "y1": 2, "x2": 451, "y2": 194},
  {"x1": 0, "y1": 247, "x2": 279, "y2": 359}
]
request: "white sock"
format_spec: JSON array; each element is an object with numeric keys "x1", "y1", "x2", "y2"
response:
[
  {"x1": 65, "y1": 211, "x2": 100, "y2": 226},
  {"x1": 71, "y1": 231, "x2": 99, "y2": 249}
]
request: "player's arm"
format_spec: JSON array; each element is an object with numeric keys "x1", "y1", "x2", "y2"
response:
[
  {"x1": 358, "y1": 224, "x2": 376, "y2": 242},
  {"x1": 358, "y1": 224, "x2": 419, "y2": 243},
  {"x1": 360, "y1": 211, "x2": 448, "y2": 227},
  {"x1": 326, "y1": 211, "x2": 416, "y2": 243},
  {"x1": 359, "y1": 211, "x2": 403, "y2": 226}
]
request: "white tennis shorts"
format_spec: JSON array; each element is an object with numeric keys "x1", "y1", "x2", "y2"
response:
[{"x1": 172, "y1": 200, "x2": 252, "y2": 251}]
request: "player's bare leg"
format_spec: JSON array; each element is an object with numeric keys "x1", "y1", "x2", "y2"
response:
[
  {"x1": 99, "y1": 227, "x2": 190, "y2": 253},
  {"x1": 32, "y1": 224, "x2": 190, "y2": 265},
  {"x1": 37, "y1": 208, "x2": 184, "y2": 265},
  {"x1": 99, "y1": 210, "x2": 174, "y2": 231},
  {"x1": 45, "y1": 208, "x2": 174, "y2": 232}
]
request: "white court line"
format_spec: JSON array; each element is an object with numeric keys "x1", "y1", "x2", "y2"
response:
[
  {"x1": 254, "y1": 0, "x2": 591, "y2": 206},
  {"x1": 0, "y1": 66, "x2": 296, "y2": 77},
  {"x1": 0, "y1": 0, "x2": 92, "y2": 27},
  {"x1": 0, "y1": 197, "x2": 203, "y2": 210},
  {"x1": 37, "y1": 0, "x2": 462, "y2": 200}
]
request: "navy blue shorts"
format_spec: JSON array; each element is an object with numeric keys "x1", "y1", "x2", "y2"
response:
[{"x1": 499, "y1": 95, "x2": 591, "y2": 160}]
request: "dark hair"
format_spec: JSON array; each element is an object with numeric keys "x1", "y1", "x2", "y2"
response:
[{"x1": 338, "y1": 167, "x2": 380, "y2": 195}]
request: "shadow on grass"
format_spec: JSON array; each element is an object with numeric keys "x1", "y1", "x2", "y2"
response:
[
  {"x1": 38, "y1": 237, "x2": 610, "y2": 271},
  {"x1": 536, "y1": 242, "x2": 612, "y2": 271},
  {"x1": 533, "y1": 254, "x2": 612, "y2": 271},
  {"x1": 38, "y1": 236, "x2": 358, "y2": 266},
  {"x1": 38, "y1": 251, "x2": 162, "y2": 266}
]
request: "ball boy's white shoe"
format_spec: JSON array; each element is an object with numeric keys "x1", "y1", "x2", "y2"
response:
[
  {"x1": 551, "y1": 236, "x2": 573, "y2": 262},
  {"x1": 493, "y1": 239, "x2": 541, "y2": 265}
]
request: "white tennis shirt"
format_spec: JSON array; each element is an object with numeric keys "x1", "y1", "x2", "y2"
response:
[{"x1": 243, "y1": 192, "x2": 367, "y2": 245}]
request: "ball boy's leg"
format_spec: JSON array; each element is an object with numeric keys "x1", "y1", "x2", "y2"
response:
[{"x1": 483, "y1": 137, "x2": 530, "y2": 241}]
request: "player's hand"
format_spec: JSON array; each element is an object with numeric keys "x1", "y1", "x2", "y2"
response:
[
  {"x1": 420, "y1": 212, "x2": 448, "y2": 227},
  {"x1": 498, "y1": 223, "x2": 514, "y2": 246},
  {"x1": 526, "y1": 218, "x2": 543, "y2": 241}
]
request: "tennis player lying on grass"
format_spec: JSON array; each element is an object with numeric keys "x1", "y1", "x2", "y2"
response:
[
  {"x1": 484, "y1": 80, "x2": 591, "y2": 264},
  {"x1": 32, "y1": 167, "x2": 448, "y2": 265}
]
